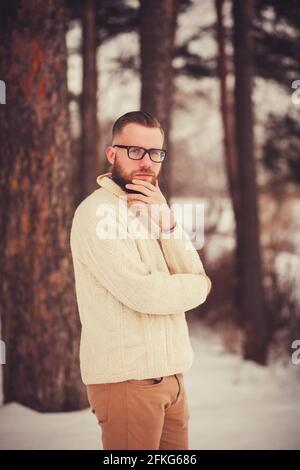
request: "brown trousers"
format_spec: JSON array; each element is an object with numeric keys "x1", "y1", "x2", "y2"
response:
[{"x1": 86, "y1": 373, "x2": 190, "y2": 450}]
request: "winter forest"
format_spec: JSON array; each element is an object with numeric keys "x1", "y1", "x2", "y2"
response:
[{"x1": 0, "y1": 0, "x2": 300, "y2": 450}]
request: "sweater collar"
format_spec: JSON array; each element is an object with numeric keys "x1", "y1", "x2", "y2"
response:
[{"x1": 96, "y1": 172, "x2": 127, "y2": 198}]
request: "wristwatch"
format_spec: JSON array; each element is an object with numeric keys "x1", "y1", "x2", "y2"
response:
[{"x1": 160, "y1": 221, "x2": 177, "y2": 234}]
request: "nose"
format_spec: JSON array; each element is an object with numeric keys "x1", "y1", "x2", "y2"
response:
[{"x1": 139, "y1": 152, "x2": 152, "y2": 169}]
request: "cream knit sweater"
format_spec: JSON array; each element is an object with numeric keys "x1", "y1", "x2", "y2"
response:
[{"x1": 70, "y1": 172, "x2": 211, "y2": 384}]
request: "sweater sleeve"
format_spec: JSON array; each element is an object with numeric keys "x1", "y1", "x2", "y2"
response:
[
  {"x1": 158, "y1": 221, "x2": 211, "y2": 281},
  {"x1": 71, "y1": 212, "x2": 210, "y2": 316}
]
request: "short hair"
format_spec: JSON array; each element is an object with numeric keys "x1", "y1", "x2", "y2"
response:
[{"x1": 112, "y1": 111, "x2": 165, "y2": 142}]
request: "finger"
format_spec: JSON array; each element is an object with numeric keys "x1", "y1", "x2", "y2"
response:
[
  {"x1": 126, "y1": 193, "x2": 149, "y2": 204},
  {"x1": 125, "y1": 183, "x2": 152, "y2": 196},
  {"x1": 132, "y1": 178, "x2": 156, "y2": 191}
]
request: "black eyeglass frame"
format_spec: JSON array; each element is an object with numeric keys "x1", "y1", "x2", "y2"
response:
[{"x1": 113, "y1": 145, "x2": 166, "y2": 163}]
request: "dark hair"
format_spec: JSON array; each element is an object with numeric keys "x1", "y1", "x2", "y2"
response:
[{"x1": 112, "y1": 111, "x2": 165, "y2": 142}]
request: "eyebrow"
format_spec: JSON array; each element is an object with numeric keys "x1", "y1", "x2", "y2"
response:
[{"x1": 116, "y1": 144, "x2": 164, "y2": 150}]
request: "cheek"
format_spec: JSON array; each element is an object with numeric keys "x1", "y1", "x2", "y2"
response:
[
  {"x1": 155, "y1": 165, "x2": 162, "y2": 176},
  {"x1": 128, "y1": 161, "x2": 140, "y2": 174},
  {"x1": 116, "y1": 159, "x2": 132, "y2": 173}
]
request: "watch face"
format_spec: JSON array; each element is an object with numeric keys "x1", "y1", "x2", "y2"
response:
[{"x1": 161, "y1": 222, "x2": 176, "y2": 233}]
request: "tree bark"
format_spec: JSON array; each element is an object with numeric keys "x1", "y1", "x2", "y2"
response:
[
  {"x1": 0, "y1": 0, "x2": 87, "y2": 410},
  {"x1": 215, "y1": 0, "x2": 243, "y2": 320},
  {"x1": 139, "y1": 0, "x2": 179, "y2": 202},
  {"x1": 233, "y1": 0, "x2": 268, "y2": 363},
  {"x1": 215, "y1": 0, "x2": 240, "y2": 219},
  {"x1": 81, "y1": 0, "x2": 100, "y2": 199}
]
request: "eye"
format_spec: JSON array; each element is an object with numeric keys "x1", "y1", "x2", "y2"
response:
[
  {"x1": 150, "y1": 149, "x2": 165, "y2": 161},
  {"x1": 129, "y1": 147, "x2": 144, "y2": 159}
]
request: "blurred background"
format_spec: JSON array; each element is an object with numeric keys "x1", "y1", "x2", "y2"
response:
[{"x1": 0, "y1": 0, "x2": 299, "y2": 449}]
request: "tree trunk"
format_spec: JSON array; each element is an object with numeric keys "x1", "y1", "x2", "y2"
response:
[
  {"x1": 0, "y1": 0, "x2": 87, "y2": 411},
  {"x1": 215, "y1": 0, "x2": 243, "y2": 320},
  {"x1": 81, "y1": 0, "x2": 100, "y2": 199},
  {"x1": 139, "y1": 0, "x2": 179, "y2": 202},
  {"x1": 215, "y1": 0, "x2": 240, "y2": 218},
  {"x1": 233, "y1": 0, "x2": 268, "y2": 364}
]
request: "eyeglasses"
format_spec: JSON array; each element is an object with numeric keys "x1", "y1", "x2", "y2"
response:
[{"x1": 113, "y1": 145, "x2": 166, "y2": 163}]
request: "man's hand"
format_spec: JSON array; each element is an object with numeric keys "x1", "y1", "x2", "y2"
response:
[{"x1": 124, "y1": 179, "x2": 175, "y2": 231}]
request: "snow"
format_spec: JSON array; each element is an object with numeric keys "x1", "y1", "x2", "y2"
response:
[
  {"x1": 0, "y1": 324, "x2": 299, "y2": 450},
  {"x1": 0, "y1": 402, "x2": 99, "y2": 450},
  {"x1": 186, "y1": 324, "x2": 300, "y2": 450}
]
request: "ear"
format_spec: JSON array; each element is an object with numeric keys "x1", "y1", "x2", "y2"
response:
[{"x1": 106, "y1": 146, "x2": 115, "y2": 165}]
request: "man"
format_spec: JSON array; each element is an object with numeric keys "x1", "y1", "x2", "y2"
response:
[{"x1": 70, "y1": 111, "x2": 212, "y2": 450}]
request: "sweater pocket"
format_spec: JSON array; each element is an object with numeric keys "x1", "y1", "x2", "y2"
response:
[
  {"x1": 122, "y1": 307, "x2": 148, "y2": 371},
  {"x1": 168, "y1": 313, "x2": 192, "y2": 362}
]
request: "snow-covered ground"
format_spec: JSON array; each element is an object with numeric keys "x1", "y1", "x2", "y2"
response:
[{"x1": 0, "y1": 323, "x2": 299, "y2": 450}]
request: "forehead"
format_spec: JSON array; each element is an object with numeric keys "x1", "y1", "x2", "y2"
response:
[{"x1": 117, "y1": 123, "x2": 164, "y2": 148}]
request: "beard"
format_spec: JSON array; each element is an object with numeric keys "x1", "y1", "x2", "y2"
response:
[{"x1": 111, "y1": 159, "x2": 159, "y2": 194}]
